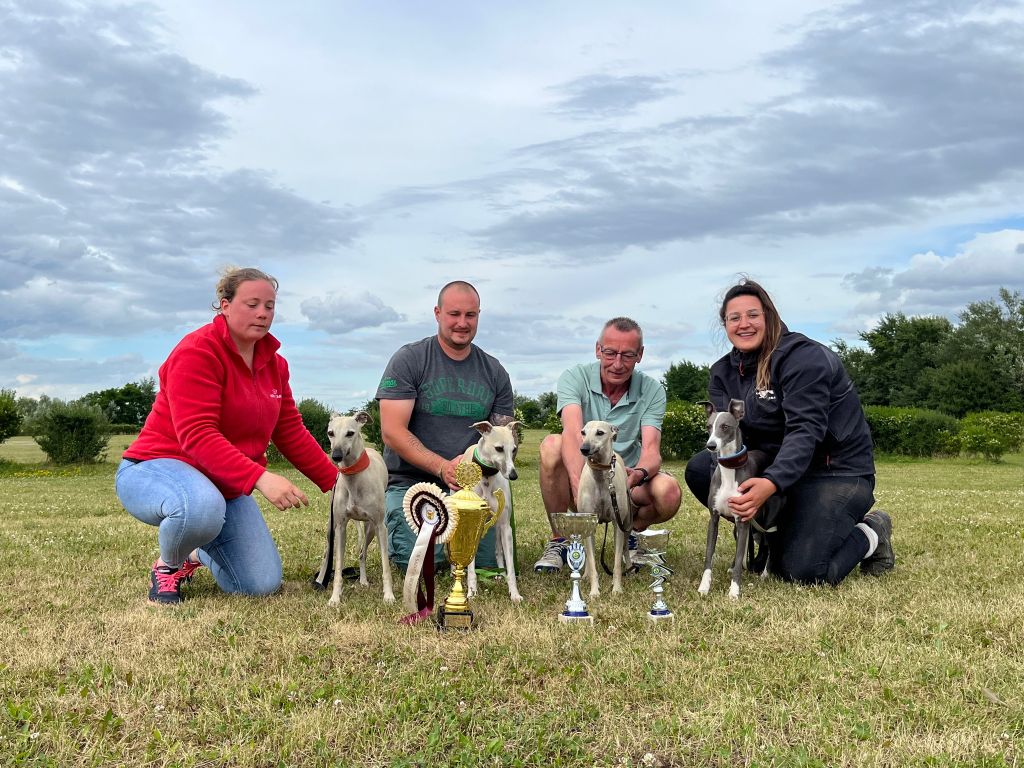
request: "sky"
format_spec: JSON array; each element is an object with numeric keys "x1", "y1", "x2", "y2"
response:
[{"x1": 2, "y1": 0, "x2": 1023, "y2": 410}]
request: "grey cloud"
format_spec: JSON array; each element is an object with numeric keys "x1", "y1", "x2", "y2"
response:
[
  {"x1": 0, "y1": 0, "x2": 361, "y2": 338},
  {"x1": 549, "y1": 73, "x2": 676, "y2": 119},
  {"x1": 0, "y1": 351, "x2": 154, "y2": 400},
  {"x1": 380, "y1": 0, "x2": 1024, "y2": 261},
  {"x1": 301, "y1": 292, "x2": 403, "y2": 334},
  {"x1": 841, "y1": 229, "x2": 1024, "y2": 315}
]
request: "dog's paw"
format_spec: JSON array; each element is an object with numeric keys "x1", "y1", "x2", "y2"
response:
[
  {"x1": 509, "y1": 592, "x2": 524, "y2": 604},
  {"x1": 383, "y1": 592, "x2": 396, "y2": 603},
  {"x1": 728, "y1": 582, "x2": 741, "y2": 600},
  {"x1": 327, "y1": 596, "x2": 341, "y2": 608},
  {"x1": 698, "y1": 571, "x2": 712, "y2": 595},
  {"x1": 612, "y1": 584, "x2": 624, "y2": 595}
]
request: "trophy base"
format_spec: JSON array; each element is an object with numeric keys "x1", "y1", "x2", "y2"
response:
[
  {"x1": 647, "y1": 610, "x2": 674, "y2": 623},
  {"x1": 559, "y1": 612, "x2": 594, "y2": 625},
  {"x1": 437, "y1": 607, "x2": 475, "y2": 630}
]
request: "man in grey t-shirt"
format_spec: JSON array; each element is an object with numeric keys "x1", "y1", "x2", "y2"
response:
[{"x1": 376, "y1": 280, "x2": 514, "y2": 570}]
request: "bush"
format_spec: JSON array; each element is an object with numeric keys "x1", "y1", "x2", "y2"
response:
[
  {"x1": 661, "y1": 401, "x2": 708, "y2": 460},
  {"x1": 863, "y1": 406, "x2": 960, "y2": 457},
  {"x1": 543, "y1": 409, "x2": 563, "y2": 435},
  {"x1": 266, "y1": 398, "x2": 336, "y2": 465},
  {"x1": 0, "y1": 388, "x2": 21, "y2": 444},
  {"x1": 957, "y1": 411, "x2": 1023, "y2": 461},
  {"x1": 32, "y1": 402, "x2": 109, "y2": 464}
]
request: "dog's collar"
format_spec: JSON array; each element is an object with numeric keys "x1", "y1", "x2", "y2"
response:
[
  {"x1": 339, "y1": 450, "x2": 371, "y2": 475},
  {"x1": 471, "y1": 448, "x2": 500, "y2": 477},
  {"x1": 715, "y1": 445, "x2": 749, "y2": 469},
  {"x1": 586, "y1": 455, "x2": 616, "y2": 472}
]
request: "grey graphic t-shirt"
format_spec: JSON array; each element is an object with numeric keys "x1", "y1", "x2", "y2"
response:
[{"x1": 376, "y1": 336, "x2": 514, "y2": 486}]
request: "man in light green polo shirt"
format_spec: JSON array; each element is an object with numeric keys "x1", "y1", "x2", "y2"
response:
[{"x1": 533, "y1": 317, "x2": 682, "y2": 573}]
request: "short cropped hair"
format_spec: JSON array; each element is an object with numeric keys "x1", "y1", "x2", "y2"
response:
[
  {"x1": 437, "y1": 280, "x2": 480, "y2": 308},
  {"x1": 600, "y1": 316, "x2": 643, "y2": 347}
]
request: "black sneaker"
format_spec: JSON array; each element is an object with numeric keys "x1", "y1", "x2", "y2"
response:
[
  {"x1": 148, "y1": 561, "x2": 188, "y2": 605},
  {"x1": 860, "y1": 509, "x2": 895, "y2": 576}
]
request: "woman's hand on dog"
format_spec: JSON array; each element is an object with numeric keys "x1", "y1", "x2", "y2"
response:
[
  {"x1": 255, "y1": 470, "x2": 311, "y2": 510},
  {"x1": 728, "y1": 477, "x2": 777, "y2": 521}
]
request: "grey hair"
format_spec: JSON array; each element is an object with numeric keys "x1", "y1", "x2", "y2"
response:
[
  {"x1": 213, "y1": 267, "x2": 279, "y2": 311},
  {"x1": 600, "y1": 316, "x2": 643, "y2": 347}
]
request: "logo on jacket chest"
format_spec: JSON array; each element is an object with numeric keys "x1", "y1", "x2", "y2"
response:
[
  {"x1": 269, "y1": 388, "x2": 282, "y2": 399},
  {"x1": 755, "y1": 388, "x2": 776, "y2": 401}
]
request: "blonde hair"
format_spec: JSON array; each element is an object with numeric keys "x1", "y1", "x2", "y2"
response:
[
  {"x1": 719, "y1": 278, "x2": 782, "y2": 391},
  {"x1": 213, "y1": 267, "x2": 278, "y2": 311}
]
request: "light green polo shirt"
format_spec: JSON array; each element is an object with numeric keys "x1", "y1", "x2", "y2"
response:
[{"x1": 556, "y1": 361, "x2": 666, "y2": 466}]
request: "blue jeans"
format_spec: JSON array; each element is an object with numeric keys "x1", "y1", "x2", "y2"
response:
[
  {"x1": 684, "y1": 451, "x2": 874, "y2": 586},
  {"x1": 115, "y1": 459, "x2": 282, "y2": 595}
]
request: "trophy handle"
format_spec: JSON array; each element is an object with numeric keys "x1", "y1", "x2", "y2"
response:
[{"x1": 485, "y1": 489, "x2": 503, "y2": 532}]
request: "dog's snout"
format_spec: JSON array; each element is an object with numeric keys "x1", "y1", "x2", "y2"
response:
[
  {"x1": 509, "y1": 468, "x2": 518, "y2": 481},
  {"x1": 331, "y1": 450, "x2": 345, "y2": 462},
  {"x1": 706, "y1": 440, "x2": 716, "y2": 452},
  {"x1": 580, "y1": 443, "x2": 593, "y2": 456}
]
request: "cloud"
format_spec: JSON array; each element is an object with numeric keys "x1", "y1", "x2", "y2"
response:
[
  {"x1": 301, "y1": 292, "x2": 403, "y2": 334},
  {"x1": 373, "y1": 0, "x2": 1024, "y2": 261},
  {"x1": 548, "y1": 73, "x2": 676, "y2": 119},
  {"x1": 0, "y1": 0, "x2": 361, "y2": 338},
  {"x1": 841, "y1": 228, "x2": 1024, "y2": 316}
]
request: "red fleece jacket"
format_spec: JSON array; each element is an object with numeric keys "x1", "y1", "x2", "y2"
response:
[{"x1": 124, "y1": 315, "x2": 338, "y2": 498}]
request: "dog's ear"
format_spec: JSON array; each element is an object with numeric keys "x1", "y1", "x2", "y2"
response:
[
  {"x1": 728, "y1": 399, "x2": 745, "y2": 421},
  {"x1": 697, "y1": 400, "x2": 715, "y2": 418},
  {"x1": 610, "y1": 424, "x2": 619, "y2": 438},
  {"x1": 354, "y1": 410, "x2": 370, "y2": 425},
  {"x1": 471, "y1": 420, "x2": 493, "y2": 434},
  {"x1": 330, "y1": 411, "x2": 341, "y2": 419}
]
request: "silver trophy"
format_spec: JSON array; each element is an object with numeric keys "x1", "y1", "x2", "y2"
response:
[
  {"x1": 636, "y1": 528, "x2": 674, "y2": 622},
  {"x1": 551, "y1": 511, "x2": 599, "y2": 625}
]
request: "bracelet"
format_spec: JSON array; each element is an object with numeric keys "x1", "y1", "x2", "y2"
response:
[
  {"x1": 436, "y1": 459, "x2": 447, "y2": 479},
  {"x1": 636, "y1": 466, "x2": 650, "y2": 483}
]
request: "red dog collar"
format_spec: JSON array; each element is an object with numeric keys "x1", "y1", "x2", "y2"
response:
[{"x1": 339, "y1": 450, "x2": 371, "y2": 475}]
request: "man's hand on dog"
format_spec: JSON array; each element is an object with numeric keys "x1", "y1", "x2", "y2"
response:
[
  {"x1": 255, "y1": 471, "x2": 310, "y2": 510},
  {"x1": 728, "y1": 477, "x2": 777, "y2": 521}
]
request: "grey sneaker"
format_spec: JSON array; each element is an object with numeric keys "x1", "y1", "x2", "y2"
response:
[
  {"x1": 861, "y1": 509, "x2": 895, "y2": 576},
  {"x1": 534, "y1": 538, "x2": 567, "y2": 573}
]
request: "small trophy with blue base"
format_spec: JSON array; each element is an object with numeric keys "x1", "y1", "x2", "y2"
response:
[{"x1": 551, "y1": 511, "x2": 598, "y2": 625}]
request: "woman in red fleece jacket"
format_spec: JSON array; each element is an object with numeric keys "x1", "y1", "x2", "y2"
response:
[{"x1": 116, "y1": 267, "x2": 338, "y2": 605}]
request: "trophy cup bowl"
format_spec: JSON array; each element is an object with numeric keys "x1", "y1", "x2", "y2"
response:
[
  {"x1": 438, "y1": 462, "x2": 497, "y2": 630},
  {"x1": 638, "y1": 528, "x2": 674, "y2": 622},
  {"x1": 551, "y1": 511, "x2": 599, "y2": 625}
]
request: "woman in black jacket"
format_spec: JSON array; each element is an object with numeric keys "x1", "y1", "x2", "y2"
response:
[{"x1": 685, "y1": 278, "x2": 894, "y2": 585}]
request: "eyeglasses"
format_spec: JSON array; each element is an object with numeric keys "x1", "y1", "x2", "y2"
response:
[
  {"x1": 599, "y1": 346, "x2": 639, "y2": 361},
  {"x1": 725, "y1": 310, "x2": 763, "y2": 325}
]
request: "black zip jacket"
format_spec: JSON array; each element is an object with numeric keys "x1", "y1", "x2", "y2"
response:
[{"x1": 709, "y1": 329, "x2": 874, "y2": 493}]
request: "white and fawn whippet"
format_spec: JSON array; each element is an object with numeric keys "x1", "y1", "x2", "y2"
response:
[
  {"x1": 699, "y1": 399, "x2": 776, "y2": 600},
  {"x1": 576, "y1": 420, "x2": 632, "y2": 597},
  {"x1": 464, "y1": 420, "x2": 524, "y2": 603},
  {"x1": 314, "y1": 411, "x2": 395, "y2": 606}
]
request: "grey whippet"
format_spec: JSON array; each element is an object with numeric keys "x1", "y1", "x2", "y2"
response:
[{"x1": 699, "y1": 399, "x2": 778, "y2": 599}]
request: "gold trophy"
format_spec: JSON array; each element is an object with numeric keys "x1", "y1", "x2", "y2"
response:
[{"x1": 437, "y1": 461, "x2": 498, "y2": 630}]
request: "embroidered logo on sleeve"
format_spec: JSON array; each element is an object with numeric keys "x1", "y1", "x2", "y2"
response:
[{"x1": 379, "y1": 377, "x2": 398, "y2": 389}]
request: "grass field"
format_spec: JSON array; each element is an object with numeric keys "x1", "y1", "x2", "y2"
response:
[{"x1": 0, "y1": 431, "x2": 1022, "y2": 767}]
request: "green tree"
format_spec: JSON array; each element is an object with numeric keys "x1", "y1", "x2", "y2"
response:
[
  {"x1": 0, "y1": 388, "x2": 22, "y2": 443},
  {"x1": 662, "y1": 360, "x2": 711, "y2": 402},
  {"x1": 852, "y1": 314, "x2": 953, "y2": 406},
  {"x1": 513, "y1": 393, "x2": 543, "y2": 427},
  {"x1": 80, "y1": 378, "x2": 156, "y2": 427},
  {"x1": 297, "y1": 398, "x2": 333, "y2": 453}
]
